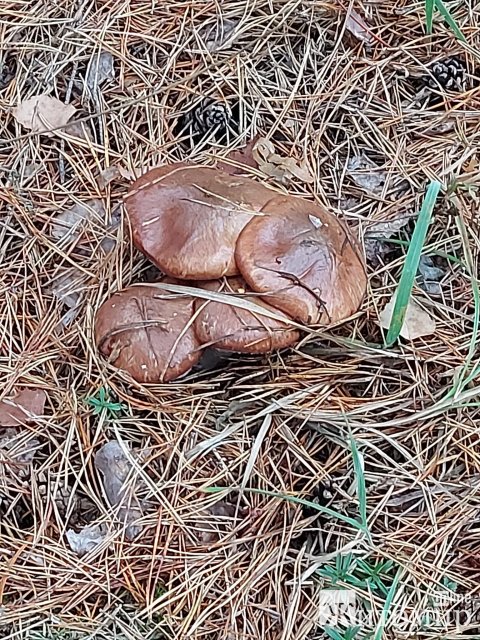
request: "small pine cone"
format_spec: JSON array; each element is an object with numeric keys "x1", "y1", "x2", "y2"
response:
[
  {"x1": 191, "y1": 98, "x2": 230, "y2": 135},
  {"x1": 427, "y1": 56, "x2": 465, "y2": 91},
  {"x1": 37, "y1": 471, "x2": 77, "y2": 519}
]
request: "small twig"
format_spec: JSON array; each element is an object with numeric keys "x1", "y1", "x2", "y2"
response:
[{"x1": 59, "y1": 60, "x2": 79, "y2": 183}]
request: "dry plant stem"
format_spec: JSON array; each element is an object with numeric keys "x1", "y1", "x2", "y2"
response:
[{"x1": 59, "y1": 60, "x2": 79, "y2": 183}]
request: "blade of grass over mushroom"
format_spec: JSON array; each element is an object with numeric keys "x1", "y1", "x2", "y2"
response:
[
  {"x1": 202, "y1": 486, "x2": 367, "y2": 532},
  {"x1": 150, "y1": 281, "x2": 386, "y2": 356},
  {"x1": 146, "y1": 281, "x2": 313, "y2": 333},
  {"x1": 385, "y1": 181, "x2": 441, "y2": 347}
]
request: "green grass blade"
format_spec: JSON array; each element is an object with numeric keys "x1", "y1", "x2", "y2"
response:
[
  {"x1": 202, "y1": 486, "x2": 366, "y2": 532},
  {"x1": 434, "y1": 0, "x2": 466, "y2": 41},
  {"x1": 425, "y1": 0, "x2": 434, "y2": 34},
  {"x1": 324, "y1": 628, "x2": 345, "y2": 640},
  {"x1": 350, "y1": 438, "x2": 368, "y2": 533},
  {"x1": 374, "y1": 567, "x2": 403, "y2": 640},
  {"x1": 385, "y1": 181, "x2": 441, "y2": 347}
]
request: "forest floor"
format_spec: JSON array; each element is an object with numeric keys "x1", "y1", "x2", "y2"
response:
[{"x1": 1, "y1": 1, "x2": 480, "y2": 639}]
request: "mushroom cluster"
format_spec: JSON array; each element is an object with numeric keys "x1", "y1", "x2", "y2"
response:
[{"x1": 94, "y1": 163, "x2": 367, "y2": 382}]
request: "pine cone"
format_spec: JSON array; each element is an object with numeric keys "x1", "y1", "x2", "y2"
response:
[
  {"x1": 427, "y1": 56, "x2": 465, "y2": 91},
  {"x1": 191, "y1": 98, "x2": 230, "y2": 135},
  {"x1": 179, "y1": 98, "x2": 230, "y2": 138}
]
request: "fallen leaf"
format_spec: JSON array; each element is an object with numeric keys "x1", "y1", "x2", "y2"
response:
[
  {"x1": 12, "y1": 94, "x2": 76, "y2": 137},
  {"x1": 198, "y1": 17, "x2": 239, "y2": 51},
  {"x1": 62, "y1": 119, "x2": 91, "y2": 141},
  {"x1": 117, "y1": 166, "x2": 138, "y2": 181},
  {"x1": 96, "y1": 165, "x2": 140, "y2": 187},
  {"x1": 0, "y1": 389, "x2": 46, "y2": 426},
  {"x1": 418, "y1": 255, "x2": 445, "y2": 295},
  {"x1": 0, "y1": 429, "x2": 41, "y2": 478},
  {"x1": 252, "y1": 137, "x2": 313, "y2": 184},
  {"x1": 365, "y1": 216, "x2": 412, "y2": 240},
  {"x1": 345, "y1": 9, "x2": 373, "y2": 45},
  {"x1": 347, "y1": 154, "x2": 386, "y2": 194},
  {"x1": 50, "y1": 267, "x2": 86, "y2": 326},
  {"x1": 379, "y1": 292, "x2": 436, "y2": 340},
  {"x1": 364, "y1": 215, "x2": 412, "y2": 264},
  {"x1": 217, "y1": 136, "x2": 260, "y2": 175},
  {"x1": 51, "y1": 199, "x2": 120, "y2": 254},
  {"x1": 418, "y1": 255, "x2": 445, "y2": 282},
  {"x1": 87, "y1": 51, "x2": 115, "y2": 91},
  {"x1": 96, "y1": 166, "x2": 121, "y2": 189},
  {"x1": 66, "y1": 524, "x2": 107, "y2": 556},
  {"x1": 21, "y1": 163, "x2": 42, "y2": 183},
  {"x1": 95, "y1": 441, "x2": 144, "y2": 540},
  {"x1": 51, "y1": 199, "x2": 105, "y2": 241},
  {"x1": 196, "y1": 501, "x2": 237, "y2": 544}
]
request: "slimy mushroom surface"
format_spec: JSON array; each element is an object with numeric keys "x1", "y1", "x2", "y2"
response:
[
  {"x1": 235, "y1": 195, "x2": 367, "y2": 324},
  {"x1": 194, "y1": 278, "x2": 299, "y2": 354},
  {"x1": 94, "y1": 285, "x2": 202, "y2": 383},
  {"x1": 124, "y1": 164, "x2": 276, "y2": 280}
]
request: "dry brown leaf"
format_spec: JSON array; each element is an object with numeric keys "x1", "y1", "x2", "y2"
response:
[
  {"x1": 0, "y1": 429, "x2": 41, "y2": 479},
  {"x1": 96, "y1": 165, "x2": 138, "y2": 187},
  {"x1": 364, "y1": 215, "x2": 412, "y2": 264},
  {"x1": 365, "y1": 217, "x2": 412, "y2": 240},
  {"x1": 198, "y1": 18, "x2": 239, "y2": 52},
  {"x1": 51, "y1": 199, "x2": 120, "y2": 254},
  {"x1": 0, "y1": 389, "x2": 46, "y2": 427},
  {"x1": 347, "y1": 154, "x2": 386, "y2": 193},
  {"x1": 66, "y1": 524, "x2": 107, "y2": 556},
  {"x1": 96, "y1": 166, "x2": 121, "y2": 189},
  {"x1": 12, "y1": 94, "x2": 76, "y2": 137},
  {"x1": 217, "y1": 136, "x2": 260, "y2": 175},
  {"x1": 87, "y1": 51, "x2": 115, "y2": 91},
  {"x1": 345, "y1": 9, "x2": 373, "y2": 45},
  {"x1": 62, "y1": 119, "x2": 91, "y2": 142},
  {"x1": 50, "y1": 267, "x2": 88, "y2": 327},
  {"x1": 252, "y1": 137, "x2": 313, "y2": 184},
  {"x1": 379, "y1": 293, "x2": 436, "y2": 340},
  {"x1": 51, "y1": 199, "x2": 106, "y2": 242},
  {"x1": 117, "y1": 166, "x2": 138, "y2": 181},
  {"x1": 196, "y1": 501, "x2": 237, "y2": 544},
  {"x1": 95, "y1": 441, "x2": 143, "y2": 540}
]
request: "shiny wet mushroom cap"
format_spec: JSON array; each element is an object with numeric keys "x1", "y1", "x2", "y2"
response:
[
  {"x1": 194, "y1": 278, "x2": 299, "y2": 354},
  {"x1": 94, "y1": 285, "x2": 202, "y2": 382},
  {"x1": 124, "y1": 164, "x2": 276, "y2": 280},
  {"x1": 235, "y1": 195, "x2": 367, "y2": 324}
]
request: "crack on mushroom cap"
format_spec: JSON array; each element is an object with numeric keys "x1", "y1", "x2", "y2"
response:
[{"x1": 235, "y1": 195, "x2": 367, "y2": 325}]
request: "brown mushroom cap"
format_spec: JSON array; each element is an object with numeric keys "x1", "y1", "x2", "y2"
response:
[
  {"x1": 235, "y1": 195, "x2": 367, "y2": 324},
  {"x1": 94, "y1": 285, "x2": 202, "y2": 383},
  {"x1": 124, "y1": 164, "x2": 276, "y2": 280},
  {"x1": 194, "y1": 278, "x2": 300, "y2": 354}
]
